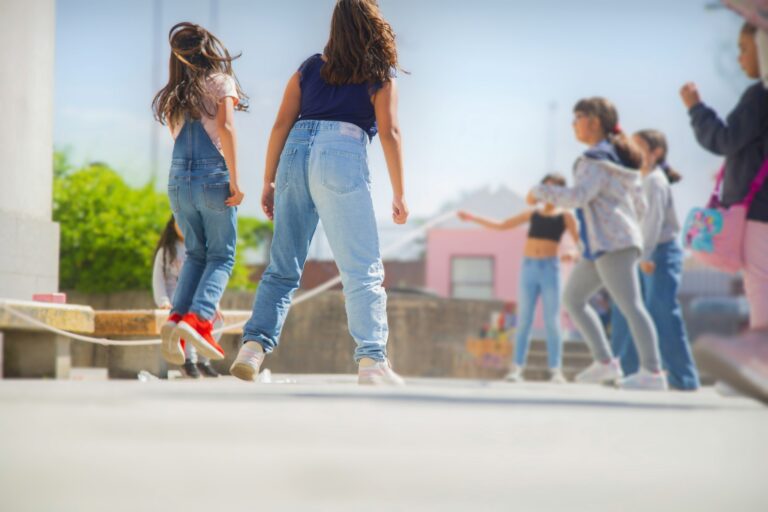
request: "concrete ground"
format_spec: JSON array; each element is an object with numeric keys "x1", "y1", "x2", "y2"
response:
[{"x1": 0, "y1": 375, "x2": 766, "y2": 512}]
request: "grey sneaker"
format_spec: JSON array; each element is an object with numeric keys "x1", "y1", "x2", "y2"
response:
[
  {"x1": 358, "y1": 360, "x2": 405, "y2": 386},
  {"x1": 618, "y1": 368, "x2": 668, "y2": 391},
  {"x1": 575, "y1": 359, "x2": 624, "y2": 384},
  {"x1": 229, "y1": 342, "x2": 266, "y2": 382}
]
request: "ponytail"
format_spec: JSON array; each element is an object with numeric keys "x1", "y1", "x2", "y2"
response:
[
  {"x1": 635, "y1": 129, "x2": 682, "y2": 185},
  {"x1": 659, "y1": 161, "x2": 682, "y2": 184},
  {"x1": 607, "y1": 131, "x2": 643, "y2": 170},
  {"x1": 154, "y1": 216, "x2": 180, "y2": 279}
]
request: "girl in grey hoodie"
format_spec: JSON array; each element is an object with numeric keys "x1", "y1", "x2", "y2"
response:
[{"x1": 528, "y1": 97, "x2": 666, "y2": 391}]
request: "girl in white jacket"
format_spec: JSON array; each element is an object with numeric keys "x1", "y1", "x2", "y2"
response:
[{"x1": 528, "y1": 97, "x2": 665, "y2": 391}]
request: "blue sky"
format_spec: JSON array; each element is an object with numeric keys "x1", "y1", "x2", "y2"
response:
[{"x1": 55, "y1": 0, "x2": 751, "y2": 222}]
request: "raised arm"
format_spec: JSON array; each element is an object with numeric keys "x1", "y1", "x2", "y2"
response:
[
  {"x1": 373, "y1": 79, "x2": 409, "y2": 225},
  {"x1": 261, "y1": 72, "x2": 302, "y2": 220},
  {"x1": 683, "y1": 83, "x2": 768, "y2": 156},
  {"x1": 457, "y1": 210, "x2": 533, "y2": 231}
]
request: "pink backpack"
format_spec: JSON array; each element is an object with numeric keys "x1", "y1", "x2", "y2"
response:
[{"x1": 682, "y1": 160, "x2": 768, "y2": 273}]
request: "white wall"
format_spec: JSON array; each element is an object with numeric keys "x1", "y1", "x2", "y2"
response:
[{"x1": 0, "y1": 0, "x2": 59, "y2": 299}]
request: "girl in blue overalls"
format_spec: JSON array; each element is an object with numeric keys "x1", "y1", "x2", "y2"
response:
[{"x1": 152, "y1": 22, "x2": 246, "y2": 365}]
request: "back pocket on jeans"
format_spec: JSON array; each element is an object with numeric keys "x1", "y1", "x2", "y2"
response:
[
  {"x1": 319, "y1": 148, "x2": 366, "y2": 195},
  {"x1": 203, "y1": 182, "x2": 230, "y2": 212},
  {"x1": 275, "y1": 147, "x2": 299, "y2": 193},
  {"x1": 168, "y1": 184, "x2": 180, "y2": 213}
]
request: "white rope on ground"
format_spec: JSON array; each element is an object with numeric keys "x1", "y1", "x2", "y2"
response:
[{"x1": 0, "y1": 210, "x2": 458, "y2": 346}]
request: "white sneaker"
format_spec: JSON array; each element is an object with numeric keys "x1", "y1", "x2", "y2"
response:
[
  {"x1": 549, "y1": 368, "x2": 567, "y2": 384},
  {"x1": 619, "y1": 368, "x2": 669, "y2": 391},
  {"x1": 229, "y1": 342, "x2": 265, "y2": 382},
  {"x1": 160, "y1": 314, "x2": 185, "y2": 366},
  {"x1": 575, "y1": 359, "x2": 623, "y2": 384},
  {"x1": 358, "y1": 359, "x2": 405, "y2": 386},
  {"x1": 504, "y1": 366, "x2": 524, "y2": 383}
]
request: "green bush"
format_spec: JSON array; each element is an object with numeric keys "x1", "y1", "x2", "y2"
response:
[
  {"x1": 229, "y1": 216, "x2": 274, "y2": 291},
  {"x1": 53, "y1": 152, "x2": 271, "y2": 293}
]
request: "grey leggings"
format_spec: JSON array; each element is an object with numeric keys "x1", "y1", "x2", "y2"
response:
[{"x1": 564, "y1": 248, "x2": 661, "y2": 373}]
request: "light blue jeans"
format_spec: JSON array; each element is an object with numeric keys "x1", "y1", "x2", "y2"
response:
[
  {"x1": 168, "y1": 118, "x2": 237, "y2": 321},
  {"x1": 611, "y1": 241, "x2": 700, "y2": 389},
  {"x1": 242, "y1": 120, "x2": 388, "y2": 362},
  {"x1": 514, "y1": 257, "x2": 563, "y2": 369}
]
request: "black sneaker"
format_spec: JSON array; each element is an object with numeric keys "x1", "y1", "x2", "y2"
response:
[
  {"x1": 197, "y1": 362, "x2": 220, "y2": 378},
  {"x1": 182, "y1": 360, "x2": 201, "y2": 379}
]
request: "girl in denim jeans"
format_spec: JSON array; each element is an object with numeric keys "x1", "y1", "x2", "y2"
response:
[
  {"x1": 610, "y1": 130, "x2": 701, "y2": 390},
  {"x1": 152, "y1": 22, "x2": 247, "y2": 365},
  {"x1": 231, "y1": 0, "x2": 409, "y2": 385},
  {"x1": 457, "y1": 174, "x2": 580, "y2": 384}
]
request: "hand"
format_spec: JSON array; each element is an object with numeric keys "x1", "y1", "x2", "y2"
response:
[
  {"x1": 457, "y1": 210, "x2": 473, "y2": 222},
  {"x1": 526, "y1": 190, "x2": 538, "y2": 206},
  {"x1": 392, "y1": 196, "x2": 409, "y2": 225},
  {"x1": 226, "y1": 182, "x2": 245, "y2": 207},
  {"x1": 262, "y1": 183, "x2": 275, "y2": 220},
  {"x1": 640, "y1": 261, "x2": 656, "y2": 274},
  {"x1": 560, "y1": 250, "x2": 579, "y2": 263},
  {"x1": 680, "y1": 82, "x2": 701, "y2": 110},
  {"x1": 160, "y1": 303, "x2": 172, "y2": 310}
]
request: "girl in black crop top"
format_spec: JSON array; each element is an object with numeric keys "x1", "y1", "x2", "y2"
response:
[
  {"x1": 457, "y1": 174, "x2": 580, "y2": 384},
  {"x1": 527, "y1": 210, "x2": 567, "y2": 242}
]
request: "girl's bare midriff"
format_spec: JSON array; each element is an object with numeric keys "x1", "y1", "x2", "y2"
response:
[{"x1": 523, "y1": 238, "x2": 560, "y2": 259}]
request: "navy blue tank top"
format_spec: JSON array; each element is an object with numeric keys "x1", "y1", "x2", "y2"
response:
[{"x1": 297, "y1": 54, "x2": 383, "y2": 140}]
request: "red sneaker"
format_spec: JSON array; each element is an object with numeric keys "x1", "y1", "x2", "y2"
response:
[
  {"x1": 161, "y1": 312, "x2": 185, "y2": 365},
  {"x1": 174, "y1": 313, "x2": 225, "y2": 360}
]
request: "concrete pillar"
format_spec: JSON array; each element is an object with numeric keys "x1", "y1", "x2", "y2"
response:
[{"x1": 0, "y1": 0, "x2": 59, "y2": 300}]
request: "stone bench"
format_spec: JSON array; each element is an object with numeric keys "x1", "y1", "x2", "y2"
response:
[
  {"x1": 90, "y1": 310, "x2": 252, "y2": 379},
  {"x1": 0, "y1": 299, "x2": 95, "y2": 379}
]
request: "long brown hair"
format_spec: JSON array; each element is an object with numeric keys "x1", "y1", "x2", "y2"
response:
[
  {"x1": 321, "y1": 0, "x2": 402, "y2": 87},
  {"x1": 152, "y1": 22, "x2": 248, "y2": 127},
  {"x1": 634, "y1": 129, "x2": 682, "y2": 184},
  {"x1": 154, "y1": 216, "x2": 181, "y2": 279},
  {"x1": 574, "y1": 97, "x2": 643, "y2": 170}
]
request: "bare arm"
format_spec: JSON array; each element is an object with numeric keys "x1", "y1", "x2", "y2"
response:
[
  {"x1": 215, "y1": 97, "x2": 244, "y2": 206},
  {"x1": 373, "y1": 79, "x2": 408, "y2": 224},
  {"x1": 458, "y1": 210, "x2": 533, "y2": 231},
  {"x1": 261, "y1": 72, "x2": 302, "y2": 220}
]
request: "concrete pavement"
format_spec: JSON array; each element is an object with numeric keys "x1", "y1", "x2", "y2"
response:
[{"x1": 0, "y1": 376, "x2": 765, "y2": 511}]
